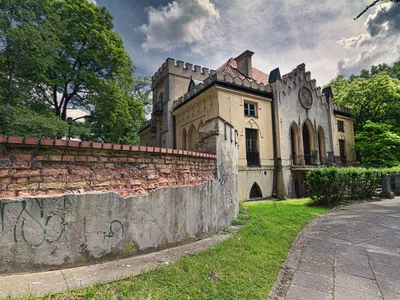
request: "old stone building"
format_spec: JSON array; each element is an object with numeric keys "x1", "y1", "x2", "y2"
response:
[{"x1": 139, "y1": 50, "x2": 356, "y2": 200}]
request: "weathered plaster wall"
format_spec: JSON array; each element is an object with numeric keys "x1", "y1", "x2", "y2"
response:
[
  {"x1": 0, "y1": 182, "x2": 229, "y2": 274},
  {"x1": 0, "y1": 119, "x2": 238, "y2": 274}
]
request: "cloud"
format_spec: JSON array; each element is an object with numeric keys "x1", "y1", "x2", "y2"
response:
[
  {"x1": 139, "y1": 0, "x2": 220, "y2": 51},
  {"x1": 337, "y1": 3, "x2": 400, "y2": 76},
  {"x1": 88, "y1": 0, "x2": 97, "y2": 4}
]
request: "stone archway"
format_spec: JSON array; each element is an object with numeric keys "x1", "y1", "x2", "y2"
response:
[{"x1": 250, "y1": 182, "x2": 262, "y2": 199}]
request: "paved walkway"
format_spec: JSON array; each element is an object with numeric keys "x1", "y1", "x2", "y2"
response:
[{"x1": 269, "y1": 197, "x2": 400, "y2": 300}]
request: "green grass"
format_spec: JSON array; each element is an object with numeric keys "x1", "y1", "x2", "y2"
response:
[{"x1": 39, "y1": 199, "x2": 327, "y2": 300}]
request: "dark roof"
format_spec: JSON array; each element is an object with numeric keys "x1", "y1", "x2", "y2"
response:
[
  {"x1": 322, "y1": 87, "x2": 333, "y2": 100},
  {"x1": 268, "y1": 68, "x2": 281, "y2": 83},
  {"x1": 188, "y1": 78, "x2": 203, "y2": 92},
  {"x1": 216, "y1": 58, "x2": 269, "y2": 85}
]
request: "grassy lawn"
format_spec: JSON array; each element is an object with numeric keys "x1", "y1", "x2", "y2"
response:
[{"x1": 39, "y1": 199, "x2": 327, "y2": 300}]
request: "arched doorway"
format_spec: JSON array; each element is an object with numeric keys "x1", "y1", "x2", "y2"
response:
[
  {"x1": 318, "y1": 127, "x2": 326, "y2": 165},
  {"x1": 250, "y1": 182, "x2": 262, "y2": 199},
  {"x1": 188, "y1": 125, "x2": 197, "y2": 151},
  {"x1": 290, "y1": 122, "x2": 300, "y2": 165}
]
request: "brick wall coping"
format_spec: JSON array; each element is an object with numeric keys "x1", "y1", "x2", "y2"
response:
[{"x1": 0, "y1": 136, "x2": 216, "y2": 159}]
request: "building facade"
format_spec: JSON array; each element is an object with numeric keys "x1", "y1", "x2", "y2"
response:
[{"x1": 139, "y1": 50, "x2": 356, "y2": 200}]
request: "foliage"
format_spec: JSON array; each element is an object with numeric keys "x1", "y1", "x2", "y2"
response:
[
  {"x1": 350, "y1": 61, "x2": 400, "y2": 81},
  {"x1": 355, "y1": 121, "x2": 400, "y2": 167},
  {"x1": 42, "y1": 200, "x2": 328, "y2": 300},
  {"x1": 0, "y1": 0, "x2": 149, "y2": 144},
  {"x1": 231, "y1": 200, "x2": 249, "y2": 225},
  {"x1": 328, "y1": 72, "x2": 400, "y2": 134},
  {"x1": 0, "y1": 105, "x2": 68, "y2": 138},
  {"x1": 0, "y1": 0, "x2": 60, "y2": 105},
  {"x1": 306, "y1": 166, "x2": 400, "y2": 207}
]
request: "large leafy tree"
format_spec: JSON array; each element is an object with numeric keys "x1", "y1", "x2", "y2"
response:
[
  {"x1": 328, "y1": 62, "x2": 400, "y2": 166},
  {"x1": 0, "y1": 0, "x2": 60, "y2": 104},
  {"x1": 355, "y1": 121, "x2": 400, "y2": 167},
  {"x1": 36, "y1": 0, "x2": 135, "y2": 121},
  {"x1": 328, "y1": 70, "x2": 400, "y2": 133},
  {"x1": 0, "y1": 0, "x2": 148, "y2": 144}
]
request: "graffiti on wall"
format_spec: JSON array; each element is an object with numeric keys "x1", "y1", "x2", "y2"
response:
[{"x1": 0, "y1": 197, "x2": 124, "y2": 247}]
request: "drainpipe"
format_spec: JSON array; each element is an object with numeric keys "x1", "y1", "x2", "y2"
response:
[{"x1": 271, "y1": 91, "x2": 278, "y2": 197}]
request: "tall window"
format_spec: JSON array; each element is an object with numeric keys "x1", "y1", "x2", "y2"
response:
[
  {"x1": 337, "y1": 120, "x2": 344, "y2": 132},
  {"x1": 244, "y1": 102, "x2": 257, "y2": 117},
  {"x1": 246, "y1": 128, "x2": 259, "y2": 166},
  {"x1": 339, "y1": 139, "x2": 346, "y2": 163}
]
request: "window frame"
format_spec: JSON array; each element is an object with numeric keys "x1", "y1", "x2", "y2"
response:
[
  {"x1": 244, "y1": 102, "x2": 257, "y2": 117},
  {"x1": 245, "y1": 128, "x2": 260, "y2": 166},
  {"x1": 337, "y1": 120, "x2": 344, "y2": 132}
]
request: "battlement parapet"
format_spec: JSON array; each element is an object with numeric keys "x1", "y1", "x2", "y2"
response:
[
  {"x1": 332, "y1": 104, "x2": 351, "y2": 115},
  {"x1": 281, "y1": 63, "x2": 325, "y2": 101},
  {"x1": 174, "y1": 72, "x2": 273, "y2": 109},
  {"x1": 152, "y1": 58, "x2": 216, "y2": 87}
]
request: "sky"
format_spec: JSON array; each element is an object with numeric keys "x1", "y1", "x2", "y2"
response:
[{"x1": 92, "y1": 0, "x2": 400, "y2": 86}]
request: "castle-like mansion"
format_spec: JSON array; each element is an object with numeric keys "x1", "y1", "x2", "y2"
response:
[{"x1": 139, "y1": 50, "x2": 356, "y2": 200}]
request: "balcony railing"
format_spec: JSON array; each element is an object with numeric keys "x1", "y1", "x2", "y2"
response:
[
  {"x1": 246, "y1": 151, "x2": 260, "y2": 166},
  {"x1": 292, "y1": 154, "x2": 315, "y2": 166},
  {"x1": 153, "y1": 101, "x2": 163, "y2": 115}
]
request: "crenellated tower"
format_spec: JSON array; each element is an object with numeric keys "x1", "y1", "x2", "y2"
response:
[{"x1": 150, "y1": 58, "x2": 215, "y2": 148}]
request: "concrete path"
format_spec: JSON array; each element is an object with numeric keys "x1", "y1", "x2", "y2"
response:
[
  {"x1": 0, "y1": 228, "x2": 237, "y2": 299},
  {"x1": 269, "y1": 197, "x2": 400, "y2": 300}
]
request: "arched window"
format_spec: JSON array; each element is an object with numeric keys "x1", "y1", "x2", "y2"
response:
[
  {"x1": 318, "y1": 127, "x2": 326, "y2": 164},
  {"x1": 290, "y1": 122, "x2": 300, "y2": 165},
  {"x1": 250, "y1": 182, "x2": 262, "y2": 199},
  {"x1": 302, "y1": 119, "x2": 315, "y2": 165},
  {"x1": 188, "y1": 125, "x2": 197, "y2": 151},
  {"x1": 182, "y1": 128, "x2": 187, "y2": 150}
]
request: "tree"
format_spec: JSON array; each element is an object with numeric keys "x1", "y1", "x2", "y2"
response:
[
  {"x1": 82, "y1": 79, "x2": 146, "y2": 144},
  {"x1": 0, "y1": 0, "x2": 60, "y2": 105},
  {"x1": 355, "y1": 121, "x2": 400, "y2": 167},
  {"x1": 35, "y1": 0, "x2": 135, "y2": 121},
  {"x1": 0, "y1": 0, "x2": 148, "y2": 144},
  {"x1": 328, "y1": 72, "x2": 400, "y2": 133}
]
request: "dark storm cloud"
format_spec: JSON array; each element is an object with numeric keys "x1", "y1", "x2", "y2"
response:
[{"x1": 337, "y1": 3, "x2": 400, "y2": 76}]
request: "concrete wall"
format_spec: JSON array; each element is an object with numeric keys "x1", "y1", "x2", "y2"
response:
[
  {"x1": 0, "y1": 131, "x2": 238, "y2": 274},
  {"x1": 0, "y1": 182, "x2": 229, "y2": 274}
]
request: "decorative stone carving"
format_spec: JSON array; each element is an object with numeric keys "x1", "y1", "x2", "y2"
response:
[{"x1": 299, "y1": 87, "x2": 313, "y2": 109}]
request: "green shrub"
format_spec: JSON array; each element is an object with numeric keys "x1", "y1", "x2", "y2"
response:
[{"x1": 306, "y1": 166, "x2": 400, "y2": 207}]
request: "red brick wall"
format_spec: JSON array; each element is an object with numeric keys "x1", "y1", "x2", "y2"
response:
[{"x1": 0, "y1": 136, "x2": 216, "y2": 199}]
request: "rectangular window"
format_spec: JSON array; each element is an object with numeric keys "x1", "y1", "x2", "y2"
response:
[
  {"x1": 245, "y1": 128, "x2": 259, "y2": 166},
  {"x1": 337, "y1": 120, "x2": 344, "y2": 132},
  {"x1": 244, "y1": 102, "x2": 257, "y2": 117}
]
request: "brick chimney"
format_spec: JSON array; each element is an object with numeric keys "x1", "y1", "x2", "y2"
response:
[{"x1": 235, "y1": 50, "x2": 254, "y2": 78}]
